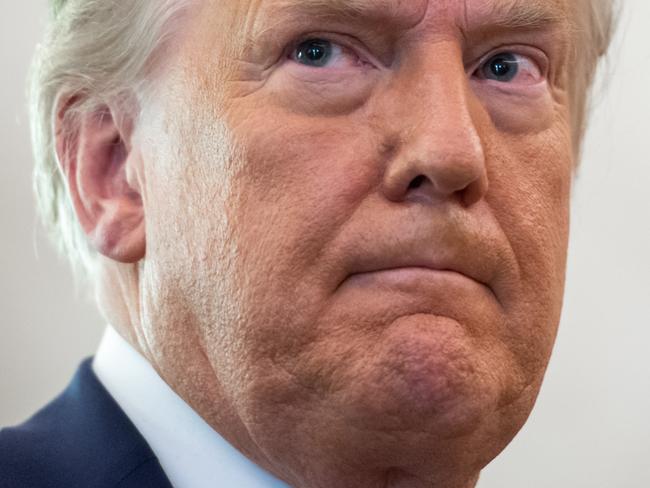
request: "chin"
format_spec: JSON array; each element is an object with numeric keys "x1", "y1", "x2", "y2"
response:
[
  {"x1": 328, "y1": 313, "x2": 529, "y2": 442},
  {"x1": 309, "y1": 315, "x2": 539, "y2": 481},
  {"x1": 238, "y1": 311, "x2": 543, "y2": 485}
]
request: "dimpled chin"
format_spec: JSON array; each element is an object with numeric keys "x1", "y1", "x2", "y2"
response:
[{"x1": 332, "y1": 313, "x2": 500, "y2": 437}]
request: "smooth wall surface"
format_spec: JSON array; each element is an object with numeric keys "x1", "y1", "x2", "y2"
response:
[
  {"x1": 0, "y1": 1, "x2": 105, "y2": 426},
  {"x1": 1, "y1": 1, "x2": 648, "y2": 487}
]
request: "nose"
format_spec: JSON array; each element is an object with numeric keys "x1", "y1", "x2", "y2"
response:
[{"x1": 380, "y1": 45, "x2": 489, "y2": 207}]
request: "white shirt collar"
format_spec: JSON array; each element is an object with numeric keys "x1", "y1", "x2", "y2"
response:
[{"x1": 92, "y1": 325, "x2": 291, "y2": 488}]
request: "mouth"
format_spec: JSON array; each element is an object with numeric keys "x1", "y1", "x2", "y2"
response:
[
  {"x1": 344, "y1": 265, "x2": 495, "y2": 298},
  {"x1": 331, "y1": 212, "x2": 510, "y2": 306}
]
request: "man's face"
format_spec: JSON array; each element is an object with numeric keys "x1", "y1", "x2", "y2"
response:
[{"x1": 135, "y1": 0, "x2": 573, "y2": 484}]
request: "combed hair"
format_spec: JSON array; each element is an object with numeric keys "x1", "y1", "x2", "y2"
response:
[{"x1": 29, "y1": 0, "x2": 617, "y2": 280}]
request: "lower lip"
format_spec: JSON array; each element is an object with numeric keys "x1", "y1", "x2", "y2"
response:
[{"x1": 345, "y1": 267, "x2": 483, "y2": 291}]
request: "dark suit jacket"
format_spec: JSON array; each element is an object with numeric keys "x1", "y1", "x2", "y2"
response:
[{"x1": 0, "y1": 358, "x2": 174, "y2": 488}]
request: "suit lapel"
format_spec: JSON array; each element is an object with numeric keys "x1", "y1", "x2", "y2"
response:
[{"x1": 0, "y1": 358, "x2": 174, "y2": 488}]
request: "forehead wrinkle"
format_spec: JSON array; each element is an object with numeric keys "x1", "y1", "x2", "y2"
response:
[
  {"x1": 267, "y1": 0, "x2": 429, "y2": 29},
  {"x1": 251, "y1": 0, "x2": 571, "y2": 43},
  {"x1": 465, "y1": 0, "x2": 569, "y2": 32}
]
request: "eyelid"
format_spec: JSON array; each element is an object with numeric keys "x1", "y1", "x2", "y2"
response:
[
  {"x1": 469, "y1": 45, "x2": 549, "y2": 80},
  {"x1": 285, "y1": 32, "x2": 377, "y2": 68}
]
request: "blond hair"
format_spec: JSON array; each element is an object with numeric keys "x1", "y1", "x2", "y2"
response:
[
  {"x1": 570, "y1": 0, "x2": 618, "y2": 147},
  {"x1": 29, "y1": 0, "x2": 617, "y2": 279},
  {"x1": 30, "y1": 0, "x2": 189, "y2": 280}
]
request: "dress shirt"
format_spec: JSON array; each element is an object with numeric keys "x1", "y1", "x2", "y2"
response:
[{"x1": 93, "y1": 325, "x2": 291, "y2": 488}]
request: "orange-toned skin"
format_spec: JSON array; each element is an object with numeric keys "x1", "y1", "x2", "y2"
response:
[{"x1": 58, "y1": 1, "x2": 577, "y2": 487}]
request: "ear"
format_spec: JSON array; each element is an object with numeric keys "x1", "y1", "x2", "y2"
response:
[{"x1": 55, "y1": 98, "x2": 146, "y2": 263}]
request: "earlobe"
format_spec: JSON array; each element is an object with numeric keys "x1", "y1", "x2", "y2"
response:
[{"x1": 55, "y1": 98, "x2": 146, "y2": 263}]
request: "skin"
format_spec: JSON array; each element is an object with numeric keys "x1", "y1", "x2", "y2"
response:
[{"x1": 57, "y1": 0, "x2": 578, "y2": 486}]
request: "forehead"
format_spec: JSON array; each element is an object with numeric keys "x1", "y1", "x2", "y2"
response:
[{"x1": 250, "y1": 0, "x2": 570, "y2": 33}]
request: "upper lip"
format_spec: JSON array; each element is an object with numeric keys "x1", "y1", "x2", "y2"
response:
[
  {"x1": 336, "y1": 221, "x2": 509, "y2": 300},
  {"x1": 348, "y1": 254, "x2": 494, "y2": 291}
]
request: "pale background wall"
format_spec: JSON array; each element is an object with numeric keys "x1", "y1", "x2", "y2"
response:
[{"x1": 1, "y1": 1, "x2": 648, "y2": 487}]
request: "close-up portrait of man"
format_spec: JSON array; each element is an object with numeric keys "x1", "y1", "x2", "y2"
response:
[{"x1": 1, "y1": 0, "x2": 648, "y2": 487}]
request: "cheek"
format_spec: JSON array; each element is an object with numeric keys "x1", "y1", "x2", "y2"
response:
[
  {"x1": 137, "y1": 102, "x2": 247, "y2": 359},
  {"x1": 487, "y1": 120, "x2": 573, "y2": 374},
  {"x1": 226, "y1": 109, "x2": 381, "y2": 289},
  {"x1": 489, "y1": 103, "x2": 573, "y2": 273},
  {"x1": 213, "y1": 107, "x2": 393, "y2": 382}
]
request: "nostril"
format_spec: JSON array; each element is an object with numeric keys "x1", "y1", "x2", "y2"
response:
[{"x1": 408, "y1": 175, "x2": 426, "y2": 190}]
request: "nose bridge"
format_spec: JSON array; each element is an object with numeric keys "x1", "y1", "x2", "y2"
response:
[
  {"x1": 381, "y1": 41, "x2": 488, "y2": 206},
  {"x1": 404, "y1": 44, "x2": 476, "y2": 140},
  {"x1": 410, "y1": 70, "x2": 481, "y2": 159}
]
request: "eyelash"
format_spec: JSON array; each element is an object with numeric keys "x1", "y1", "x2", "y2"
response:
[
  {"x1": 287, "y1": 35, "x2": 546, "y2": 82},
  {"x1": 286, "y1": 34, "x2": 368, "y2": 66},
  {"x1": 471, "y1": 47, "x2": 547, "y2": 81}
]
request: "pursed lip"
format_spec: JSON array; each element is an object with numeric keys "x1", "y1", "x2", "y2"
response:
[
  {"x1": 331, "y1": 208, "x2": 515, "y2": 305},
  {"x1": 346, "y1": 259, "x2": 494, "y2": 294},
  {"x1": 337, "y1": 237, "x2": 504, "y2": 302}
]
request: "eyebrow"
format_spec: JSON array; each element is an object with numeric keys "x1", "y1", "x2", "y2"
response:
[
  {"x1": 269, "y1": 0, "x2": 427, "y2": 30},
  {"x1": 475, "y1": 0, "x2": 568, "y2": 32},
  {"x1": 267, "y1": 0, "x2": 568, "y2": 33}
]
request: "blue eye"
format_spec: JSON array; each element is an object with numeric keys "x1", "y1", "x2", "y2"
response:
[
  {"x1": 294, "y1": 39, "x2": 334, "y2": 67},
  {"x1": 482, "y1": 53, "x2": 519, "y2": 82}
]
